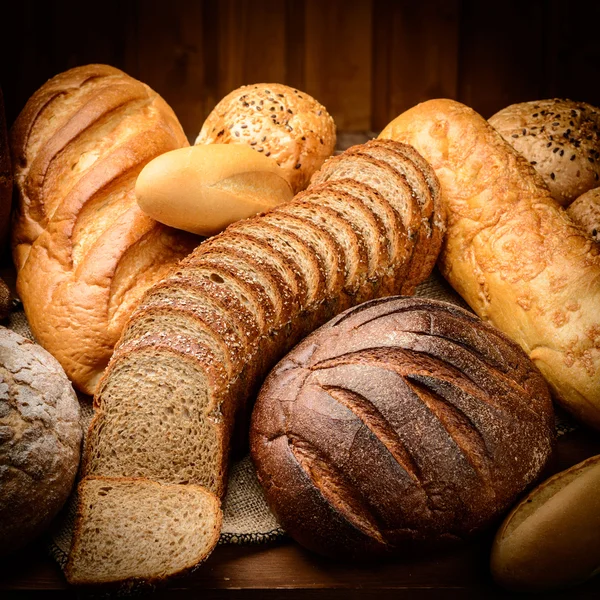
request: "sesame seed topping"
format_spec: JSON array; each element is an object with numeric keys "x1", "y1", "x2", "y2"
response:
[
  {"x1": 295, "y1": 163, "x2": 301, "y2": 169},
  {"x1": 530, "y1": 160, "x2": 537, "y2": 165},
  {"x1": 512, "y1": 133, "x2": 519, "y2": 138},
  {"x1": 570, "y1": 154, "x2": 576, "y2": 160},
  {"x1": 550, "y1": 172, "x2": 556, "y2": 180}
]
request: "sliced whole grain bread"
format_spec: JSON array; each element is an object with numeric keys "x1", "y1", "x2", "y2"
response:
[
  {"x1": 65, "y1": 477, "x2": 222, "y2": 587},
  {"x1": 276, "y1": 193, "x2": 369, "y2": 297},
  {"x1": 310, "y1": 155, "x2": 418, "y2": 292},
  {"x1": 68, "y1": 138, "x2": 444, "y2": 587},
  {"x1": 226, "y1": 218, "x2": 324, "y2": 310}
]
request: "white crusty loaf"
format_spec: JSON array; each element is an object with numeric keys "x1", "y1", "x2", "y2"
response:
[
  {"x1": 0, "y1": 327, "x2": 81, "y2": 557},
  {"x1": 491, "y1": 455, "x2": 600, "y2": 592},
  {"x1": 196, "y1": 83, "x2": 336, "y2": 193},
  {"x1": 489, "y1": 99, "x2": 600, "y2": 206},
  {"x1": 10, "y1": 64, "x2": 199, "y2": 395},
  {"x1": 66, "y1": 140, "x2": 444, "y2": 586},
  {"x1": 135, "y1": 144, "x2": 293, "y2": 236},
  {"x1": 381, "y1": 99, "x2": 600, "y2": 430}
]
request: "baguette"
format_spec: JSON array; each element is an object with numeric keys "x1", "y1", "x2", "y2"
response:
[
  {"x1": 135, "y1": 144, "x2": 293, "y2": 236},
  {"x1": 491, "y1": 455, "x2": 600, "y2": 591},
  {"x1": 380, "y1": 99, "x2": 600, "y2": 430},
  {"x1": 10, "y1": 64, "x2": 198, "y2": 395},
  {"x1": 66, "y1": 141, "x2": 443, "y2": 586}
]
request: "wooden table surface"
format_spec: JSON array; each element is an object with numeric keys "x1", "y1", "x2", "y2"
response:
[{"x1": 2, "y1": 427, "x2": 600, "y2": 599}]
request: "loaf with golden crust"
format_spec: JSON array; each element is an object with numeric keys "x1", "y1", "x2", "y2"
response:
[
  {"x1": 10, "y1": 64, "x2": 198, "y2": 395},
  {"x1": 380, "y1": 99, "x2": 600, "y2": 430}
]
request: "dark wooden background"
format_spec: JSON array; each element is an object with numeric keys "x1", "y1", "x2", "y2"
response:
[{"x1": 2, "y1": 0, "x2": 600, "y2": 140}]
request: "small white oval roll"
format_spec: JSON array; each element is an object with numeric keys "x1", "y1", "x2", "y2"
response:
[
  {"x1": 491, "y1": 454, "x2": 600, "y2": 592},
  {"x1": 135, "y1": 144, "x2": 294, "y2": 236}
]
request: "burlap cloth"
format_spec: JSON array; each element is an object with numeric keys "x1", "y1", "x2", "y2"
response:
[{"x1": 6, "y1": 268, "x2": 577, "y2": 572}]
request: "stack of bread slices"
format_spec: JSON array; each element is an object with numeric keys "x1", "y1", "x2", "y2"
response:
[{"x1": 66, "y1": 138, "x2": 445, "y2": 586}]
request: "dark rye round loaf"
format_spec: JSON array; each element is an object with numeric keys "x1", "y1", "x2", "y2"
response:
[{"x1": 250, "y1": 297, "x2": 555, "y2": 559}]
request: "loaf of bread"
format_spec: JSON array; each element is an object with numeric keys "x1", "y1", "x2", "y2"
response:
[
  {"x1": 66, "y1": 140, "x2": 443, "y2": 586},
  {"x1": 10, "y1": 64, "x2": 199, "y2": 395},
  {"x1": 489, "y1": 99, "x2": 600, "y2": 206},
  {"x1": 250, "y1": 297, "x2": 555, "y2": 559},
  {"x1": 568, "y1": 187, "x2": 599, "y2": 242},
  {"x1": 491, "y1": 454, "x2": 600, "y2": 591},
  {"x1": 135, "y1": 144, "x2": 293, "y2": 236},
  {"x1": 0, "y1": 327, "x2": 82, "y2": 557},
  {"x1": 381, "y1": 99, "x2": 600, "y2": 430},
  {"x1": 196, "y1": 83, "x2": 336, "y2": 193}
]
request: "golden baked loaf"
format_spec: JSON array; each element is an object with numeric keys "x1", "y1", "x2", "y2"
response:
[
  {"x1": 135, "y1": 144, "x2": 293, "y2": 236},
  {"x1": 568, "y1": 187, "x2": 600, "y2": 242},
  {"x1": 491, "y1": 455, "x2": 600, "y2": 592},
  {"x1": 489, "y1": 99, "x2": 600, "y2": 206},
  {"x1": 196, "y1": 83, "x2": 336, "y2": 193},
  {"x1": 10, "y1": 64, "x2": 198, "y2": 395},
  {"x1": 381, "y1": 99, "x2": 600, "y2": 430}
]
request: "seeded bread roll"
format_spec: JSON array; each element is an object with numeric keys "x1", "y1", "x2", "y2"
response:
[
  {"x1": 568, "y1": 187, "x2": 600, "y2": 242},
  {"x1": 489, "y1": 99, "x2": 600, "y2": 206},
  {"x1": 196, "y1": 83, "x2": 336, "y2": 194},
  {"x1": 250, "y1": 297, "x2": 555, "y2": 559},
  {"x1": 0, "y1": 327, "x2": 82, "y2": 557}
]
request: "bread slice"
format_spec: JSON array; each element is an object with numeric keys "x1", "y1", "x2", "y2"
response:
[
  {"x1": 347, "y1": 141, "x2": 435, "y2": 285},
  {"x1": 65, "y1": 477, "x2": 222, "y2": 587},
  {"x1": 260, "y1": 211, "x2": 346, "y2": 302},
  {"x1": 325, "y1": 178, "x2": 407, "y2": 295},
  {"x1": 226, "y1": 218, "x2": 325, "y2": 310},
  {"x1": 300, "y1": 181, "x2": 388, "y2": 284},
  {"x1": 276, "y1": 194, "x2": 368, "y2": 296},
  {"x1": 375, "y1": 137, "x2": 445, "y2": 250},
  {"x1": 203, "y1": 232, "x2": 302, "y2": 318},
  {"x1": 84, "y1": 334, "x2": 230, "y2": 493},
  {"x1": 141, "y1": 274, "x2": 261, "y2": 348},
  {"x1": 310, "y1": 155, "x2": 418, "y2": 292}
]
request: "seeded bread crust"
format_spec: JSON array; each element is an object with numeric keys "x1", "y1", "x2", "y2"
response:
[
  {"x1": 196, "y1": 83, "x2": 336, "y2": 193},
  {"x1": 489, "y1": 99, "x2": 600, "y2": 206}
]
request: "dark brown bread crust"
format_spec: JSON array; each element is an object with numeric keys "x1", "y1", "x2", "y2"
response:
[{"x1": 250, "y1": 297, "x2": 555, "y2": 559}]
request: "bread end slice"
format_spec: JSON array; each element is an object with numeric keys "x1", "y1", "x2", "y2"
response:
[{"x1": 65, "y1": 476, "x2": 222, "y2": 588}]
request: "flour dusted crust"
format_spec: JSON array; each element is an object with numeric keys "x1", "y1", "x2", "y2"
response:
[
  {"x1": 0, "y1": 327, "x2": 82, "y2": 556},
  {"x1": 196, "y1": 83, "x2": 336, "y2": 193},
  {"x1": 381, "y1": 99, "x2": 600, "y2": 430}
]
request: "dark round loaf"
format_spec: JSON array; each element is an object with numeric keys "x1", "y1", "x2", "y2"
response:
[
  {"x1": 250, "y1": 297, "x2": 555, "y2": 559},
  {"x1": 0, "y1": 327, "x2": 82, "y2": 556}
]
